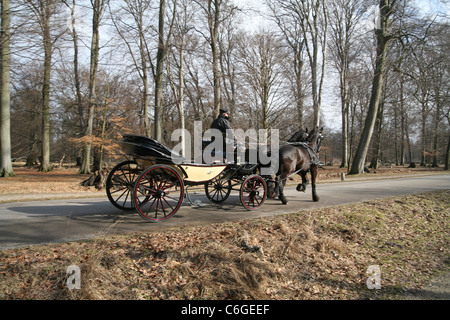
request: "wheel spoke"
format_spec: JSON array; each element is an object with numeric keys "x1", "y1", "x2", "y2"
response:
[
  {"x1": 109, "y1": 186, "x2": 129, "y2": 195},
  {"x1": 211, "y1": 188, "x2": 219, "y2": 200},
  {"x1": 162, "y1": 197, "x2": 174, "y2": 211},
  {"x1": 122, "y1": 191, "x2": 130, "y2": 208}
]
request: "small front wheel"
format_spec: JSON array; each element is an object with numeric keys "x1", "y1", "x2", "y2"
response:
[
  {"x1": 133, "y1": 165, "x2": 184, "y2": 222},
  {"x1": 239, "y1": 175, "x2": 267, "y2": 210},
  {"x1": 205, "y1": 173, "x2": 232, "y2": 203}
]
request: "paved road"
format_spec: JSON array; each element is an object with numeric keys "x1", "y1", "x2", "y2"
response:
[{"x1": 0, "y1": 174, "x2": 448, "y2": 250}]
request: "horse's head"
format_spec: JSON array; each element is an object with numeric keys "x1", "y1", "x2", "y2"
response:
[
  {"x1": 287, "y1": 128, "x2": 309, "y2": 143},
  {"x1": 307, "y1": 126, "x2": 323, "y2": 152}
]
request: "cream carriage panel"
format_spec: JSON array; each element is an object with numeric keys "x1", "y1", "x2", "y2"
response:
[
  {"x1": 135, "y1": 158, "x2": 227, "y2": 183},
  {"x1": 180, "y1": 164, "x2": 227, "y2": 183}
]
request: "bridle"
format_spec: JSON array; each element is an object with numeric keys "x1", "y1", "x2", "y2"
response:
[{"x1": 314, "y1": 134, "x2": 323, "y2": 153}]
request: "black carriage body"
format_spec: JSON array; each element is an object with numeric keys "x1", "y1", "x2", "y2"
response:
[{"x1": 106, "y1": 134, "x2": 270, "y2": 222}]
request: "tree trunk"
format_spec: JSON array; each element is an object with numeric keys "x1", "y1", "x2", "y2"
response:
[
  {"x1": 369, "y1": 100, "x2": 385, "y2": 169},
  {"x1": 340, "y1": 72, "x2": 349, "y2": 168},
  {"x1": 140, "y1": 19, "x2": 150, "y2": 137},
  {"x1": 80, "y1": 168, "x2": 109, "y2": 189},
  {"x1": 420, "y1": 104, "x2": 427, "y2": 166},
  {"x1": 154, "y1": 0, "x2": 166, "y2": 142},
  {"x1": 445, "y1": 134, "x2": 449, "y2": 170},
  {"x1": 300, "y1": 0, "x2": 327, "y2": 128},
  {"x1": 68, "y1": 0, "x2": 84, "y2": 129},
  {"x1": 178, "y1": 43, "x2": 186, "y2": 156},
  {"x1": 0, "y1": 0, "x2": 14, "y2": 177},
  {"x1": 349, "y1": 0, "x2": 395, "y2": 175},
  {"x1": 399, "y1": 77, "x2": 405, "y2": 165},
  {"x1": 295, "y1": 50, "x2": 304, "y2": 128},
  {"x1": 79, "y1": 0, "x2": 104, "y2": 174},
  {"x1": 67, "y1": 0, "x2": 85, "y2": 171},
  {"x1": 431, "y1": 97, "x2": 441, "y2": 167},
  {"x1": 209, "y1": 0, "x2": 221, "y2": 120},
  {"x1": 39, "y1": 0, "x2": 52, "y2": 172}
]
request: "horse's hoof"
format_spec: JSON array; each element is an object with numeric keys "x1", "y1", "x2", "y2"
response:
[
  {"x1": 313, "y1": 196, "x2": 320, "y2": 202},
  {"x1": 280, "y1": 197, "x2": 287, "y2": 205}
]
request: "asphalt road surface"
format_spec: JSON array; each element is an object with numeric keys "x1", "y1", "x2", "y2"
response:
[{"x1": 0, "y1": 174, "x2": 448, "y2": 250}]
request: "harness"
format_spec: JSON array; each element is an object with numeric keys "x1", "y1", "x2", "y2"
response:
[{"x1": 287, "y1": 140, "x2": 321, "y2": 166}]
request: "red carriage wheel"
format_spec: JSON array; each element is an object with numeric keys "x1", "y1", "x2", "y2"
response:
[
  {"x1": 239, "y1": 175, "x2": 267, "y2": 210},
  {"x1": 133, "y1": 165, "x2": 184, "y2": 222}
]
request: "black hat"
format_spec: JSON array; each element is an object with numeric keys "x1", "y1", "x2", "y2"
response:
[{"x1": 219, "y1": 108, "x2": 229, "y2": 114}]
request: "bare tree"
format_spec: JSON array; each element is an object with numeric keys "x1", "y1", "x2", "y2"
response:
[
  {"x1": 79, "y1": 0, "x2": 105, "y2": 174},
  {"x1": 154, "y1": 0, "x2": 177, "y2": 142},
  {"x1": 274, "y1": 0, "x2": 328, "y2": 128},
  {"x1": 328, "y1": 0, "x2": 365, "y2": 168},
  {"x1": 427, "y1": 23, "x2": 449, "y2": 167},
  {"x1": 193, "y1": 0, "x2": 237, "y2": 121},
  {"x1": 0, "y1": 0, "x2": 14, "y2": 177},
  {"x1": 267, "y1": 0, "x2": 306, "y2": 128},
  {"x1": 63, "y1": 0, "x2": 84, "y2": 131},
  {"x1": 349, "y1": 0, "x2": 397, "y2": 174},
  {"x1": 218, "y1": 10, "x2": 239, "y2": 117},
  {"x1": 21, "y1": 0, "x2": 65, "y2": 172},
  {"x1": 109, "y1": 0, "x2": 153, "y2": 137},
  {"x1": 167, "y1": 0, "x2": 196, "y2": 156},
  {"x1": 237, "y1": 30, "x2": 290, "y2": 130}
]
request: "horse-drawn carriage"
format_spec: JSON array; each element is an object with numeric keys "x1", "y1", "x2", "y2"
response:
[{"x1": 106, "y1": 127, "x2": 323, "y2": 222}]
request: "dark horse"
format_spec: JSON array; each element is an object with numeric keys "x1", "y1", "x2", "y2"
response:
[{"x1": 272, "y1": 126, "x2": 323, "y2": 204}]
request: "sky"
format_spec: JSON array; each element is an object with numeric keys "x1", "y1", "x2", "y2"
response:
[{"x1": 414, "y1": 0, "x2": 450, "y2": 18}]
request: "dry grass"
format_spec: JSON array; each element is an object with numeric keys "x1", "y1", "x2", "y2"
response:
[
  {"x1": 0, "y1": 166, "x2": 97, "y2": 195},
  {"x1": 1, "y1": 190, "x2": 448, "y2": 300}
]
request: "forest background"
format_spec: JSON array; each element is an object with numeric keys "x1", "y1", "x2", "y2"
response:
[{"x1": 0, "y1": 0, "x2": 448, "y2": 177}]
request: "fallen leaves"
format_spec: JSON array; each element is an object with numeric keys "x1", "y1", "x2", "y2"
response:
[{"x1": 0, "y1": 190, "x2": 449, "y2": 300}]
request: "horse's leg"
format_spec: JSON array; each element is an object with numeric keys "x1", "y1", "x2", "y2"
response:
[
  {"x1": 278, "y1": 175, "x2": 288, "y2": 204},
  {"x1": 296, "y1": 171, "x2": 309, "y2": 192},
  {"x1": 310, "y1": 164, "x2": 319, "y2": 202},
  {"x1": 273, "y1": 174, "x2": 280, "y2": 197},
  {"x1": 264, "y1": 175, "x2": 277, "y2": 198}
]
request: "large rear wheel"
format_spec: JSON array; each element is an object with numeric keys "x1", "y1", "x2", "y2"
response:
[
  {"x1": 133, "y1": 165, "x2": 184, "y2": 222},
  {"x1": 106, "y1": 160, "x2": 141, "y2": 211}
]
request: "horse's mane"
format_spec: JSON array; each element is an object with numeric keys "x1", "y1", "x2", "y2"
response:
[{"x1": 287, "y1": 129, "x2": 308, "y2": 143}]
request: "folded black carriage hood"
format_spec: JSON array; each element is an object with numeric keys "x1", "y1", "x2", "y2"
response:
[{"x1": 119, "y1": 134, "x2": 185, "y2": 164}]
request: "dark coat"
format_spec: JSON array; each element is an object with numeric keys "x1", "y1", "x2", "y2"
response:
[
  {"x1": 210, "y1": 115, "x2": 234, "y2": 148},
  {"x1": 211, "y1": 114, "x2": 232, "y2": 134}
]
